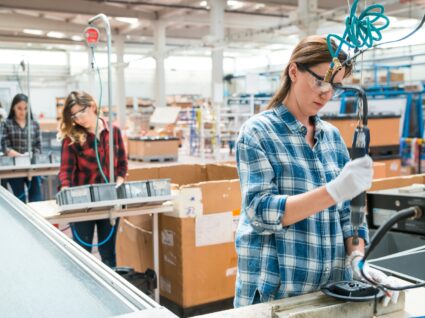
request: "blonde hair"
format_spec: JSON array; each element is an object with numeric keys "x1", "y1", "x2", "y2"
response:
[
  {"x1": 58, "y1": 91, "x2": 97, "y2": 144},
  {"x1": 267, "y1": 35, "x2": 353, "y2": 110}
]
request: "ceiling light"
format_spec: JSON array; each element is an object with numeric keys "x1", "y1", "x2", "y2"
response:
[
  {"x1": 200, "y1": 1, "x2": 208, "y2": 7},
  {"x1": 253, "y1": 3, "x2": 265, "y2": 10},
  {"x1": 23, "y1": 29, "x2": 43, "y2": 36},
  {"x1": 227, "y1": 0, "x2": 243, "y2": 9},
  {"x1": 47, "y1": 31, "x2": 65, "y2": 39},
  {"x1": 116, "y1": 17, "x2": 138, "y2": 24},
  {"x1": 71, "y1": 35, "x2": 83, "y2": 41}
]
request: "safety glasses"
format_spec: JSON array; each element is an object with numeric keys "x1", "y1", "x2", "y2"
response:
[
  {"x1": 296, "y1": 63, "x2": 344, "y2": 98},
  {"x1": 70, "y1": 106, "x2": 89, "y2": 121}
]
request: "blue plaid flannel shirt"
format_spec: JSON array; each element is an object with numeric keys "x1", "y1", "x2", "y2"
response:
[{"x1": 234, "y1": 105, "x2": 369, "y2": 307}]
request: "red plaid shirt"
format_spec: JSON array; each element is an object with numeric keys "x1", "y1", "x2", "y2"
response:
[{"x1": 58, "y1": 119, "x2": 128, "y2": 188}]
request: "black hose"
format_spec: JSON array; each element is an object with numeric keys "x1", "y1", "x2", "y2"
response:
[{"x1": 360, "y1": 206, "x2": 425, "y2": 290}]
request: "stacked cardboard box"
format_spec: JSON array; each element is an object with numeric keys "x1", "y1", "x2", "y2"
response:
[
  {"x1": 116, "y1": 163, "x2": 240, "y2": 312},
  {"x1": 370, "y1": 173, "x2": 425, "y2": 191},
  {"x1": 324, "y1": 115, "x2": 401, "y2": 148},
  {"x1": 379, "y1": 71, "x2": 405, "y2": 84},
  {"x1": 324, "y1": 114, "x2": 402, "y2": 177},
  {"x1": 127, "y1": 137, "x2": 180, "y2": 160}
]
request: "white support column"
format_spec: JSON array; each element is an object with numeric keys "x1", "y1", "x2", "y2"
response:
[
  {"x1": 115, "y1": 34, "x2": 126, "y2": 129},
  {"x1": 153, "y1": 20, "x2": 166, "y2": 108},
  {"x1": 210, "y1": 0, "x2": 226, "y2": 160},
  {"x1": 298, "y1": 0, "x2": 318, "y2": 37},
  {"x1": 87, "y1": 47, "x2": 95, "y2": 95}
]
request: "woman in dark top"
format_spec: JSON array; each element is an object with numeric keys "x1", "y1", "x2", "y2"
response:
[
  {"x1": 1, "y1": 93, "x2": 42, "y2": 202},
  {"x1": 58, "y1": 91, "x2": 128, "y2": 267}
]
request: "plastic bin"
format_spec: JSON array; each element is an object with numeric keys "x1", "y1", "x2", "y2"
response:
[
  {"x1": 117, "y1": 181, "x2": 149, "y2": 199},
  {"x1": 58, "y1": 185, "x2": 92, "y2": 206},
  {"x1": 0, "y1": 156, "x2": 14, "y2": 166},
  {"x1": 148, "y1": 179, "x2": 171, "y2": 197},
  {"x1": 56, "y1": 191, "x2": 64, "y2": 206},
  {"x1": 91, "y1": 183, "x2": 117, "y2": 202},
  {"x1": 50, "y1": 152, "x2": 61, "y2": 164},
  {"x1": 14, "y1": 155, "x2": 31, "y2": 166},
  {"x1": 32, "y1": 153, "x2": 51, "y2": 165}
]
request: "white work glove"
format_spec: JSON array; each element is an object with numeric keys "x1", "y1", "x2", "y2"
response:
[
  {"x1": 347, "y1": 251, "x2": 401, "y2": 306},
  {"x1": 326, "y1": 155, "x2": 373, "y2": 203}
]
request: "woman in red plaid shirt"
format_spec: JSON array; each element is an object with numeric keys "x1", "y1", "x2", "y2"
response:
[{"x1": 58, "y1": 91, "x2": 128, "y2": 267}]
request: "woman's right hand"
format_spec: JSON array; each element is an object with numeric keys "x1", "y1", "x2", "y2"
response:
[
  {"x1": 325, "y1": 155, "x2": 373, "y2": 203},
  {"x1": 6, "y1": 149, "x2": 22, "y2": 157}
]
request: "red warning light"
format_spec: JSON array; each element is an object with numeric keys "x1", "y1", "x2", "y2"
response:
[{"x1": 84, "y1": 26, "x2": 100, "y2": 47}]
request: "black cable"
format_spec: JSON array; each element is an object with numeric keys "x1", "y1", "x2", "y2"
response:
[{"x1": 360, "y1": 206, "x2": 425, "y2": 291}]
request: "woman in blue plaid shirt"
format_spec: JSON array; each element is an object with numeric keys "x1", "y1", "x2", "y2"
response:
[{"x1": 235, "y1": 36, "x2": 399, "y2": 308}]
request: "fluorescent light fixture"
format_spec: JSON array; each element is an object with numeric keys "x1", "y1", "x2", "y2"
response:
[
  {"x1": 71, "y1": 35, "x2": 83, "y2": 41},
  {"x1": 200, "y1": 1, "x2": 208, "y2": 7},
  {"x1": 23, "y1": 29, "x2": 43, "y2": 36},
  {"x1": 115, "y1": 17, "x2": 138, "y2": 24},
  {"x1": 227, "y1": 0, "x2": 243, "y2": 9},
  {"x1": 253, "y1": 3, "x2": 265, "y2": 9},
  {"x1": 47, "y1": 31, "x2": 65, "y2": 39}
]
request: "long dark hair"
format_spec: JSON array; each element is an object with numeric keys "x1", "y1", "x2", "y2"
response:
[
  {"x1": 7, "y1": 93, "x2": 34, "y2": 120},
  {"x1": 266, "y1": 36, "x2": 353, "y2": 110}
]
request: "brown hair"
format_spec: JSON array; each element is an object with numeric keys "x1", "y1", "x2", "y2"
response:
[
  {"x1": 266, "y1": 35, "x2": 353, "y2": 110},
  {"x1": 57, "y1": 91, "x2": 97, "y2": 144}
]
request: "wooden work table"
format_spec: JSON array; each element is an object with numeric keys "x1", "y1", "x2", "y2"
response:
[
  {"x1": 0, "y1": 163, "x2": 59, "y2": 179},
  {"x1": 193, "y1": 287, "x2": 425, "y2": 318}
]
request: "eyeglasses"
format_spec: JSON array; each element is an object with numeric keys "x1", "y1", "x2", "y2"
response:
[
  {"x1": 296, "y1": 63, "x2": 344, "y2": 98},
  {"x1": 70, "y1": 106, "x2": 89, "y2": 120}
]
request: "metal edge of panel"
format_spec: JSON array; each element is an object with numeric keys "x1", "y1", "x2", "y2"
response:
[
  {"x1": 0, "y1": 186, "x2": 161, "y2": 313},
  {"x1": 115, "y1": 307, "x2": 179, "y2": 318},
  {"x1": 369, "y1": 262, "x2": 425, "y2": 284}
]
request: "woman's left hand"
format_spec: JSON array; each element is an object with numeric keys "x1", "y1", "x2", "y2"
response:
[{"x1": 116, "y1": 176, "x2": 125, "y2": 188}]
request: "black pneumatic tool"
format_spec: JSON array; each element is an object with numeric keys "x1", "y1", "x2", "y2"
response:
[{"x1": 343, "y1": 86, "x2": 370, "y2": 245}]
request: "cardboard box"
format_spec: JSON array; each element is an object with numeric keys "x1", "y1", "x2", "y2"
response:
[
  {"x1": 375, "y1": 158, "x2": 401, "y2": 177},
  {"x1": 170, "y1": 187, "x2": 203, "y2": 218},
  {"x1": 370, "y1": 173, "x2": 425, "y2": 192},
  {"x1": 373, "y1": 162, "x2": 386, "y2": 179},
  {"x1": 325, "y1": 116, "x2": 401, "y2": 148},
  {"x1": 128, "y1": 137, "x2": 179, "y2": 160},
  {"x1": 116, "y1": 215, "x2": 154, "y2": 273},
  {"x1": 118, "y1": 163, "x2": 241, "y2": 307},
  {"x1": 379, "y1": 71, "x2": 404, "y2": 84},
  {"x1": 39, "y1": 119, "x2": 59, "y2": 132}
]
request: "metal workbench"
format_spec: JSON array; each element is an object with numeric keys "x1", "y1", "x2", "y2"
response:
[{"x1": 0, "y1": 186, "x2": 176, "y2": 318}]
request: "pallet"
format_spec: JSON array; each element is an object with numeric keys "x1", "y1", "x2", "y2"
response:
[{"x1": 129, "y1": 155, "x2": 178, "y2": 162}]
